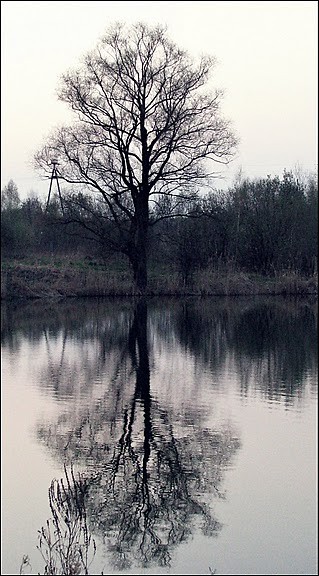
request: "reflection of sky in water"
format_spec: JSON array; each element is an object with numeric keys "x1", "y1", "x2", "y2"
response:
[{"x1": 1, "y1": 297, "x2": 317, "y2": 575}]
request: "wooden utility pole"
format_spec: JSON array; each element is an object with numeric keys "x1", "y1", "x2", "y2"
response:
[{"x1": 46, "y1": 159, "x2": 64, "y2": 214}]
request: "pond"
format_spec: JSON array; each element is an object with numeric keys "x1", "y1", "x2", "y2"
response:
[{"x1": 1, "y1": 296, "x2": 317, "y2": 575}]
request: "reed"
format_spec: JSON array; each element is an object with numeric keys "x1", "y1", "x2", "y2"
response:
[{"x1": 20, "y1": 464, "x2": 97, "y2": 576}]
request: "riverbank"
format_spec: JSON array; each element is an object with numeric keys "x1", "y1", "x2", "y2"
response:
[{"x1": 1, "y1": 258, "x2": 317, "y2": 300}]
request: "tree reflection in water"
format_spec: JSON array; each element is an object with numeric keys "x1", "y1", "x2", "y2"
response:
[{"x1": 36, "y1": 299, "x2": 241, "y2": 571}]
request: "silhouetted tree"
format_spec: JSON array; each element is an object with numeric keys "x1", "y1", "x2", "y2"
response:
[{"x1": 34, "y1": 22, "x2": 237, "y2": 293}]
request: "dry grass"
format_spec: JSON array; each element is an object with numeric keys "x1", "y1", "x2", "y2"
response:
[
  {"x1": 20, "y1": 465, "x2": 98, "y2": 576},
  {"x1": 1, "y1": 258, "x2": 317, "y2": 299}
]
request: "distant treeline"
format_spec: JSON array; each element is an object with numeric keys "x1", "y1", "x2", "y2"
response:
[{"x1": 1, "y1": 170, "x2": 317, "y2": 282}]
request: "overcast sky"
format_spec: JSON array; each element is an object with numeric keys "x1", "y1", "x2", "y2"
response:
[{"x1": 1, "y1": 0, "x2": 318, "y2": 200}]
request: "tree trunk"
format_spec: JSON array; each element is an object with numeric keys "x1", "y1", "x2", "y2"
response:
[{"x1": 129, "y1": 197, "x2": 149, "y2": 294}]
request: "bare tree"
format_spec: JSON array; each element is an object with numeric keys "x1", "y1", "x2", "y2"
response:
[{"x1": 34, "y1": 22, "x2": 237, "y2": 292}]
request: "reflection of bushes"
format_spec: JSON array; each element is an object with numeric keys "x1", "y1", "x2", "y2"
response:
[
  {"x1": 163, "y1": 296, "x2": 317, "y2": 401},
  {"x1": 2, "y1": 296, "x2": 317, "y2": 402},
  {"x1": 1, "y1": 298, "x2": 134, "y2": 353},
  {"x1": 230, "y1": 301, "x2": 317, "y2": 401}
]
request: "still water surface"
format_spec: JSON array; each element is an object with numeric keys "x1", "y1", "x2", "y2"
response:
[{"x1": 1, "y1": 296, "x2": 317, "y2": 575}]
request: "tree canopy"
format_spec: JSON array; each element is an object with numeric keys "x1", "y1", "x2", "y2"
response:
[{"x1": 1, "y1": 179, "x2": 20, "y2": 211}]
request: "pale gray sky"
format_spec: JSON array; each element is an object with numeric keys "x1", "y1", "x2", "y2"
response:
[{"x1": 1, "y1": 0, "x2": 318, "y2": 200}]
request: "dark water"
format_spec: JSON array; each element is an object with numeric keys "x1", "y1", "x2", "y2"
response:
[{"x1": 1, "y1": 296, "x2": 317, "y2": 575}]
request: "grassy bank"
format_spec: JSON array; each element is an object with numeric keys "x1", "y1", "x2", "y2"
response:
[{"x1": 1, "y1": 256, "x2": 318, "y2": 300}]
